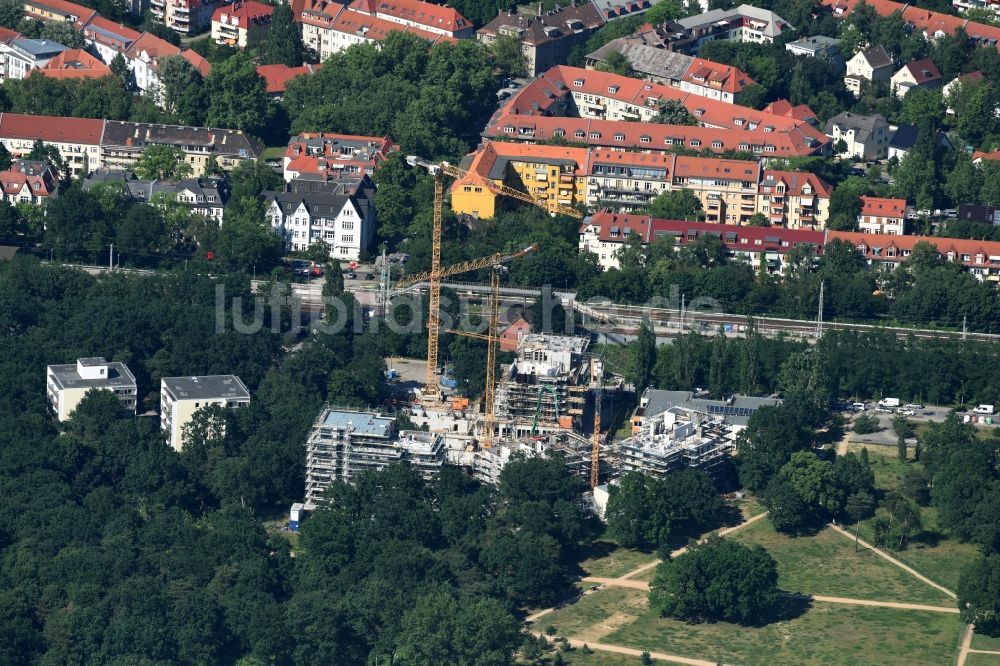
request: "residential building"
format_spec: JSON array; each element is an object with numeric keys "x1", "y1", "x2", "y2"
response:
[
  {"x1": 46, "y1": 357, "x2": 137, "y2": 421},
  {"x1": 1, "y1": 37, "x2": 67, "y2": 81},
  {"x1": 785, "y1": 35, "x2": 844, "y2": 71},
  {"x1": 672, "y1": 155, "x2": 761, "y2": 224},
  {"x1": 264, "y1": 187, "x2": 375, "y2": 259},
  {"x1": 22, "y1": 0, "x2": 96, "y2": 29},
  {"x1": 844, "y1": 46, "x2": 893, "y2": 96},
  {"x1": 83, "y1": 168, "x2": 229, "y2": 221},
  {"x1": 887, "y1": 123, "x2": 952, "y2": 161},
  {"x1": 40, "y1": 48, "x2": 112, "y2": 79},
  {"x1": 587, "y1": 149, "x2": 674, "y2": 210},
  {"x1": 891, "y1": 58, "x2": 942, "y2": 98},
  {"x1": 478, "y1": 5, "x2": 606, "y2": 76},
  {"x1": 858, "y1": 196, "x2": 906, "y2": 235},
  {"x1": 973, "y1": 149, "x2": 1000, "y2": 164},
  {"x1": 499, "y1": 315, "x2": 532, "y2": 352},
  {"x1": 952, "y1": 0, "x2": 1000, "y2": 16},
  {"x1": 829, "y1": 230, "x2": 1000, "y2": 282},
  {"x1": 678, "y1": 58, "x2": 757, "y2": 103},
  {"x1": 957, "y1": 204, "x2": 1000, "y2": 226},
  {"x1": 618, "y1": 406, "x2": 737, "y2": 481},
  {"x1": 494, "y1": 333, "x2": 591, "y2": 438},
  {"x1": 0, "y1": 112, "x2": 104, "y2": 176},
  {"x1": 585, "y1": 39, "x2": 696, "y2": 85},
  {"x1": 589, "y1": 0, "x2": 652, "y2": 20},
  {"x1": 283, "y1": 133, "x2": 397, "y2": 181},
  {"x1": 303, "y1": 408, "x2": 396, "y2": 504},
  {"x1": 82, "y1": 16, "x2": 141, "y2": 64},
  {"x1": 160, "y1": 375, "x2": 250, "y2": 451},
  {"x1": 630, "y1": 388, "x2": 781, "y2": 433},
  {"x1": 824, "y1": 111, "x2": 890, "y2": 160},
  {"x1": 124, "y1": 32, "x2": 211, "y2": 98},
  {"x1": 346, "y1": 0, "x2": 474, "y2": 37},
  {"x1": 256, "y1": 63, "x2": 321, "y2": 98},
  {"x1": 758, "y1": 169, "x2": 831, "y2": 229},
  {"x1": 494, "y1": 65, "x2": 828, "y2": 152},
  {"x1": 0, "y1": 159, "x2": 59, "y2": 203},
  {"x1": 100, "y1": 120, "x2": 261, "y2": 175},
  {"x1": 823, "y1": 0, "x2": 1000, "y2": 46},
  {"x1": 663, "y1": 4, "x2": 793, "y2": 54},
  {"x1": 451, "y1": 141, "x2": 589, "y2": 219},
  {"x1": 485, "y1": 114, "x2": 823, "y2": 158},
  {"x1": 578, "y1": 211, "x2": 825, "y2": 271},
  {"x1": 211, "y1": 1, "x2": 273, "y2": 48},
  {"x1": 943, "y1": 71, "x2": 986, "y2": 114},
  {"x1": 762, "y1": 99, "x2": 819, "y2": 126},
  {"x1": 154, "y1": 0, "x2": 230, "y2": 35}
]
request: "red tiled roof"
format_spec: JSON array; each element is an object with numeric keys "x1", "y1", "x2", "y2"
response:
[
  {"x1": 0, "y1": 27, "x2": 20, "y2": 43},
  {"x1": 674, "y1": 155, "x2": 760, "y2": 182},
  {"x1": 496, "y1": 66, "x2": 828, "y2": 153},
  {"x1": 347, "y1": 0, "x2": 470, "y2": 33},
  {"x1": 182, "y1": 49, "x2": 211, "y2": 77},
  {"x1": 0, "y1": 112, "x2": 104, "y2": 145},
  {"x1": 829, "y1": 230, "x2": 1000, "y2": 269},
  {"x1": 332, "y1": 9, "x2": 457, "y2": 43},
  {"x1": 454, "y1": 140, "x2": 588, "y2": 191},
  {"x1": 486, "y1": 115, "x2": 822, "y2": 157},
  {"x1": 0, "y1": 160, "x2": 58, "y2": 197},
  {"x1": 256, "y1": 63, "x2": 321, "y2": 94},
  {"x1": 860, "y1": 196, "x2": 906, "y2": 218},
  {"x1": 972, "y1": 149, "x2": 1000, "y2": 162},
  {"x1": 583, "y1": 210, "x2": 827, "y2": 248},
  {"x1": 899, "y1": 58, "x2": 942, "y2": 83},
  {"x1": 40, "y1": 49, "x2": 112, "y2": 80},
  {"x1": 681, "y1": 59, "x2": 756, "y2": 94},
  {"x1": 212, "y1": 1, "x2": 274, "y2": 29},
  {"x1": 821, "y1": 0, "x2": 1000, "y2": 44},
  {"x1": 762, "y1": 169, "x2": 833, "y2": 197},
  {"x1": 763, "y1": 99, "x2": 818, "y2": 123}
]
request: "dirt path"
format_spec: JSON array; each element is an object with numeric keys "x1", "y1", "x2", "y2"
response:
[
  {"x1": 585, "y1": 577, "x2": 957, "y2": 613},
  {"x1": 958, "y1": 624, "x2": 974, "y2": 666},
  {"x1": 827, "y1": 522, "x2": 957, "y2": 599},
  {"x1": 534, "y1": 632, "x2": 726, "y2": 666},
  {"x1": 620, "y1": 510, "x2": 770, "y2": 580}
]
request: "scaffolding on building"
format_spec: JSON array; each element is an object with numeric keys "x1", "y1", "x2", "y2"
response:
[{"x1": 616, "y1": 406, "x2": 736, "y2": 481}]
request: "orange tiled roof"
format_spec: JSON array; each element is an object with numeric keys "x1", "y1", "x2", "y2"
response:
[
  {"x1": 860, "y1": 196, "x2": 906, "y2": 218},
  {"x1": 40, "y1": 48, "x2": 112, "y2": 80},
  {"x1": 212, "y1": 1, "x2": 274, "y2": 29},
  {"x1": 347, "y1": 0, "x2": 470, "y2": 33},
  {"x1": 256, "y1": 63, "x2": 321, "y2": 94},
  {"x1": 821, "y1": 0, "x2": 1000, "y2": 43}
]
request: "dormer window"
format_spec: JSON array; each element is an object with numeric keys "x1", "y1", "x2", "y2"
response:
[
  {"x1": 573, "y1": 79, "x2": 583, "y2": 86},
  {"x1": 614, "y1": 133, "x2": 625, "y2": 141},
  {"x1": 608, "y1": 85, "x2": 619, "y2": 93}
]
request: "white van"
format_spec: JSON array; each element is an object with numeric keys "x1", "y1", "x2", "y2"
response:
[{"x1": 973, "y1": 404, "x2": 995, "y2": 415}]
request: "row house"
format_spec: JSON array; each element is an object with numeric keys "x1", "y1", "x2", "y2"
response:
[
  {"x1": 83, "y1": 16, "x2": 141, "y2": 63},
  {"x1": 452, "y1": 140, "x2": 832, "y2": 228},
  {"x1": 497, "y1": 65, "x2": 828, "y2": 152},
  {"x1": 264, "y1": 185, "x2": 376, "y2": 260},
  {"x1": 211, "y1": 1, "x2": 273, "y2": 48},
  {"x1": 297, "y1": 0, "x2": 469, "y2": 61},
  {"x1": 100, "y1": 120, "x2": 260, "y2": 176},
  {"x1": 83, "y1": 168, "x2": 229, "y2": 221},
  {"x1": 829, "y1": 231, "x2": 1000, "y2": 282},
  {"x1": 0, "y1": 159, "x2": 59, "y2": 204},
  {"x1": 858, "y1": 196, "x2": 906, "y2": 235},
  {"x1": 283, "y1": 132, "x2": 397, "y2": 181},
  {"x1": 22, "y1": 0, "x2": 96, "y2": 29},
  {"x1": 578, "y1": 211, "x2": 825, "y2": 271},
  {"x1": 0, "y1": 113, "x2": 261, "y2": 178},
  {"x1": 664, "y1": 4, "x2": 793, "y2": 54},
  {"x1": 0, "y1": 112, "x2": 104, "y2": 176}
]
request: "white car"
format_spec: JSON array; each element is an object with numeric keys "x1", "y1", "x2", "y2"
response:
[
  {"x1": 897, "y1": 408, "x2": 915, "y2": 416},
  {"x1": 875, "y1": 407, "x2": 893, "y2": 414}
]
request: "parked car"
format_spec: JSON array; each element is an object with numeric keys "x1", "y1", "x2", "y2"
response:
[
  {"x1": 346, "y1": 272, "x2": 357, "y2": 280},
  {"x1": 875, "y1": 407, "x2": 894, "y2": 414},
  {"x1": 364, "y1": 272, "x2": 375, "y2": 280},
  {"x1": 897, "y1": 408, "x2": 915, "y2": 416},
  {"x1": 904, "y1": 403, "x2": 924, "y2": 411},
  {"x1": 851, "y1": 402, "x2": 866, "y2": 412}
]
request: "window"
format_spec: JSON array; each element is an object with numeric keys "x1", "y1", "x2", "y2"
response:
[
  {"x1": 614, "y1": 133, "x2": 625, "y2": 141},
  {"x1": 711, "y1": 141, "x2": 722, "y2": 149},
  {"x1": 342, "y1": 220, "x2": 354, "y2": 230},
  {"x1": 343, "y1": 234, "x2": 354, "y2": 243},
  {"x1": 575, "y1": 130, "x2": 585, "y2": 138},
  {"x1": 640, "y1": 135, "x2": 650, "y2": 144}
]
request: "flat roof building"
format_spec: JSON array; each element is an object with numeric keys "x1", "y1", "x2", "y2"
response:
[
  {"x1": 46, "y1": 357, "x2": 137, "y2": 421},
  {"x1": 631, "y1": 388, "x2": 781, "y2": 433},
  {"x1": 619, "y1": 406, "x2": 737, "y2": 480},
  {"x1": 160, "y1": 375, "x2": 250, "y2": 450}
]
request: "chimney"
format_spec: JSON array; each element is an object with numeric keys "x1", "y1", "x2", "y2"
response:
[{"x1": 537, "y1": 1, "x2": 542, "y2": 16}]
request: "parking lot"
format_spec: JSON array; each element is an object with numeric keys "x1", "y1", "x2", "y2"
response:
[{"x1": 844, "y1": 402, "x2": 998, "y2": 447}]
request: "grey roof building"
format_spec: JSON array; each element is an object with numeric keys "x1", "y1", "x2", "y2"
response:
[
  {"x1": 264, "y1": 185, "x2": 376, "y2": 261},
  {"x1": 46, "y1": 357, "x2": 137, "y2": 421},
  {"x1": 633, "y1": 388, "x2": 781, "y2": 428},
  {"x1": 100, "y1": 121, "x2": 262, "y2": 176},
  {"x1": 160, "y1": 375, "x2": 250, "y2": 450},
  {"x1": 785, "y1": 35, "x2": 844, "y2": 71},
  {"x1": 84, "y1": 168, "x2": 229, "y2": 221},
  {"x1": 824, "y1": 111, "x2": 891, "y2": 160},
  {"x1": 586, "y1": 39, "x2": 695, "y2": 83}
]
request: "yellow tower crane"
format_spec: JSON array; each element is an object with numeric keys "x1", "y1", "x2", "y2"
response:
[
  {"x1": 590, "y1": 356, "x2": 604, "y2": 489},
  {"x1": 397, "y1": 245, "x2": 537, "y2": 448},
  {"x1": 403, "y1": 155, "x2": 583, "y2": 400}
]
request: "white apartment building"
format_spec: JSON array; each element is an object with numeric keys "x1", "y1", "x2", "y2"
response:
[
  {"x1": 46, "y1": 357, "x2": 137, "y2": 421},
  {"x1": 265, "y1": 189, "x2": 374, "y2": 261},
  {"x1": 0, "y1": 38, "x2": 67, "y2": 81},
  {"x1": 160, "y1": 375, "x2": 250, "y2": 451},
  {"x1": 824, "y1": 111, "x2": 890, "y2": 160},
  {"x1": 303, "y1": 408, "x2": 397, "y2": 504},
  {"x1": 858, "y1": 196, "x2": 906, "y2": 235}
]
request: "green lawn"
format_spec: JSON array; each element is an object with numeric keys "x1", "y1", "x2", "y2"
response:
[
  {"x1": 559, "y1": 649, "x2": 645, "y2": 665},
  {"x1": 965, "y1": 653, "x2": 1000, "y2": 665},
  {"x1": 730, "y1": 519, "x2": 954, "y2": 606},
  {"x1": 580, "y1": 539, "x2": 658, "y2": 579},
  {"x1": 851, "y1": 448, "x2": 979, "y2": 592},
  {"x1": 632, "y1": 565, "x2": 660, "y2": 583},
  {"x1": 971, "y1": 632, "x2": 1000, "y2": 652},
  {"x1": 739, "y1": 496, "x2": 766, "y2": 519},
  {"x1": 539, "y1": 587, "x2": 648, "y2": 642},
  {"x1": 602, "y1": 601, "x2": 965, "y2": 666},
  {"x1": 262, "y1": 146, "x2": 285, "y2": 160}
]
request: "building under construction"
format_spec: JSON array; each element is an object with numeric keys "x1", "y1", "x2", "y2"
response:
[
  {"x1": 303, "y1": 407, "x2": 446, "y2": 504},
  {"x1": 468, "y1": 429, "x2": 603, "y2": 485},
  {"x1": 616, "y1": 406, "x2": 736, "y2": 481},
  {"x1": 495, "y1": 333, "x2": 591, "y2": 438}
]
